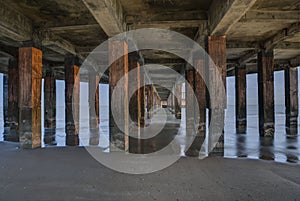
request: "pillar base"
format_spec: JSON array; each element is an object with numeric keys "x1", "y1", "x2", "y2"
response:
[
  {"x1": 44, "y1": 128, "x2": 57, "y2": 145},
  {"x1": 236, "y1": 119, "x2": 247, "y2": 134},
  {"x1": 175, "y1": 112, "x2": 182, "y2": 119},
  {"x1": 259, "y1": 124, "x2": 274, "y2": 137},
  {"x1": 66, "y1": 135, "x2": 79, "y2": 146}
]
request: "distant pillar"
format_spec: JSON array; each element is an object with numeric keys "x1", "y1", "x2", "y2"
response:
[
  {"x1": 44, "y1": 69, "x2": 56, "y2": 145},
  {"x1": 6, "y1": 59, "x2": 19, "y2": 142},
  {"x1": 194, "y1": 57, "x2": 207, "y2": 136},
  {"x1": 235, "y1": 65, "x2": 247, "y2": 134},
  {"x1": 175, "y1": 84, "x2": 182, "y2": 119},
  {"x1": 3, "y1": 74, "x2": 9, "y2": 138},
  {"x1": 88, "y1": 68, "x2": 100, "y2": 145},
  {"x1": 140, "y1": 72, "x2": 146, "y2": 127},
  {"x1": 109, "y1": 40, "x2": 129, "y2": 151},
  {"x1": 185, "y1": 69, "x2": 195, "y2": 135},
  {"x1": 128, "y1": 52, "x2": 140, "y2": 124},
  {"x1": 257, "y1": 50, "x2": 275, "y2": 137},
  {"x1": 65, "y1": 55, "x2": 80, "y2": 146},
  {"x1": 147, "y1": 85, "x2": 154, "y2": 119},
  {"x1": 208, "y1": 35, "x2": 226, "y2": 155},
  {"x1": 18, "y1": 47, "x2": 42, "y2": 148},
  {"x1": 285, "y1": 67, "x2": 298, "y2": 135},
  {"x1": 128, "y1": 52, "x2": 141, "y2": 153}
]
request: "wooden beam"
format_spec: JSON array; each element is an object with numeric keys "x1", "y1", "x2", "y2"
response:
[
  {"x1": 209, "y1": 0, "x2": 258, "y2": 35},
  {"x1": 82, "y1": 0, "x2": 125, "y2": 36},
  {"x1": 264, "y1": 22, "x2": 300, "y2": 51},
  {"x1": 0, "y1": 0, "x2": 32, "y2": 41},
  {"x1": 41, "y1": 24, "x2": 100, "y2": 33},
  {"x1": 129, "y1": 20, "x2": 206, "y2": 29}
]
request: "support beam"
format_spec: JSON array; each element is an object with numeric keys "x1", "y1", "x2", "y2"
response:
[
  {"x1": 209, "y1": 0, "x2": 258, "y2": 35},
  {"x1": 2, "y1": 74, "x2": 8, "y2": 138},
  {"x1": 257, "y1": 50, "x2": 275, "y2": 137},
  {"x1": 140, "y1": 72, "x2": 146, "y2": 127},
  {"x1": 44, "y1": 69, "x2": 56, "y2": 145},
  {"x1": 235, "y1": 65, "x2": 247, "y2": 134},
  {"x1": 208, "y1": 35, "x2": 227, "y2": 155},
  {"x1": 185, "y1": 70, "x2": 195, "y2": 136},
  {"x1": 82, "y1": 0, "x2": 125, "y2": 36},
  {"x1": 194, "y1": 57, "x2": 207, "y2": 136},
  {"x1": 264, "y1": 22, "x2": 300, "y2": 51},
  {"x1": 147, "y1": 85, "x2": 154, "y2": 119},
  {"x1": 65, "y1": 55, "x2": 80, "y2": 146},
  {"x1": 88, "y1": 68, "x2": 100, "y2": 145},
  {"x1": 128, "y1": 52, "x2": 141, "y2": 153},
  {"x1": 109, "y1": 40, "x2": 129, "y2": 151},
  {"x1": 18, "y1": 47, "x2": 42, "y2": 148},
  {"x1": 0, "y1": 0, "x2": 32, "y2": 41},
  {"x1": 285, "y1": 67, "x2": 298, "y2": 135},
  {"x1": 175, "y1": 84, "x2": 182, "y2": 119},
  {"x1": 6, "y1": 59, "x2": 19, "y2": 142}
]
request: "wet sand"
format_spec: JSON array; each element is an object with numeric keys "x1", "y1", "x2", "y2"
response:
[{"x1": 0, "y1": 142, "x2": 299, "y2": 201}]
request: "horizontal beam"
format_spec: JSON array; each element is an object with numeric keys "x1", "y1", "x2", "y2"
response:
[
  {"x1": 264, "y1": 22, "x2": 300, "y2": 51},
  {"x1": 209, "y1": 0, "x2": 258, "y2": 35},
  {"x1": 128, "y1": 20, "x2": 206, "y2": 29},
  {"x1": 41, "y1": 24, "x2": 100, "y2": 33},
  {"x1": 0, "y1": 0, "x2": 32, "y2": 41},
  {"x1": 240, "y1": 10, "x2": 299, "y2": 22},
  {"x1": 239, "y1": 50, "x2": 257, "y2": 65},
  {"x1": 82, "y1": 0, "x2": 125, "y2": 36},
  {"x1": 41, "y1": 32, "x2": 76, "y2": 55}
]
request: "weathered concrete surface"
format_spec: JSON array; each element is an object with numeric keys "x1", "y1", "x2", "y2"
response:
[{"x1": 0, "y1": 142, "x2": 299, "y2": 201}]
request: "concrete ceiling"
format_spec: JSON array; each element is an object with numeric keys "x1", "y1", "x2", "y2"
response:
[{"x1": 0, "y1": 0, "x2": 299, "y2": 100}]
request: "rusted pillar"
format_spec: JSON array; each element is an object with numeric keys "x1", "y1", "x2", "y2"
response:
[
  {"x1": 194, "y1": 57, "x2": 207, "y2": 136},
  {"x1": 3, "y1": 74, "x2": 9, "y2": 137},
  {"x1": 185, "y1": 69, "x2": 195, "y2": 135},
  {"x1": 285, "y1": 67, "x2": 298, "y2": 135},
  {"x1": 88, "y1": 68, "x2": 100, "y2": 145},
  {"x1": 175, "y1": 84, "x2": 182, "y2": 119},
  {"x1": 257, "y1": 50, "x2": 275, "y2": 137},
  {"x1": 44, "y1": 68, "x2": 56, "y2": 145},
  {"x1": 18, "y1": 47, "x2": 42, "y2": 148},
  {"x1": 109, "y1": 40, "x2": 129, "y2": 151},
  {"x1": 65, "y1": 55, "x2": 80, "y2": 146},
  {"x1": 5, "y1": 59, "x2": 19, "y2": 142},
  {"x1": 208, "y1": 35, "x2": 226, "y2": 155},
  {"x1": 235, "y1": 65, "x2": 247, "y2": 134}
]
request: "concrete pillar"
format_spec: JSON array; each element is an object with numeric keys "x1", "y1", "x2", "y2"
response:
[
  {"x1": 109, "y1": 40, "x2": 129, "y2": 151},
  {"x1": 194, "y1": 57, "x2": 207, "y2": 136},
  {"x1": 88, "y1": 68, "x2": 100, "y2": 145},
  {"x1": 185, "y1": 69, "x2": 195, "y2": 135},
  {"x1": 65, "y1": 55, "x2": 80, "y2": 146},
  {"x1": 5, "y1": 59, "x2": 19, "y2": 142},
  {"x1": 235, "y1": 65, "x2": 247, "y2": 134},
  {"x1": 285, "y1": 67, "x2": 298, "y2": 135},
  {"x1": 257, "y1": 50, "x2": 275, "y2": 137},
  {"x1": 175, "y1": 84, "x2": 182, "y2": 119},
  {"x1": 3, "y1": 74, "x2": 9, "y2": 138},
  {"x1": 208, "y1": 35, "x2": 226, "y2": 155},
  {"x1": 44, "y1": 69, "x2": 56, "y2": 145},
  {"x1": 18, "y1": 47, "x2": 42, "y2": 148}
]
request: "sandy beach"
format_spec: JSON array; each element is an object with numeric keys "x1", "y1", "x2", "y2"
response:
[{"x1": 0, "y1": 142, "x2": 299, "y2": 201}]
